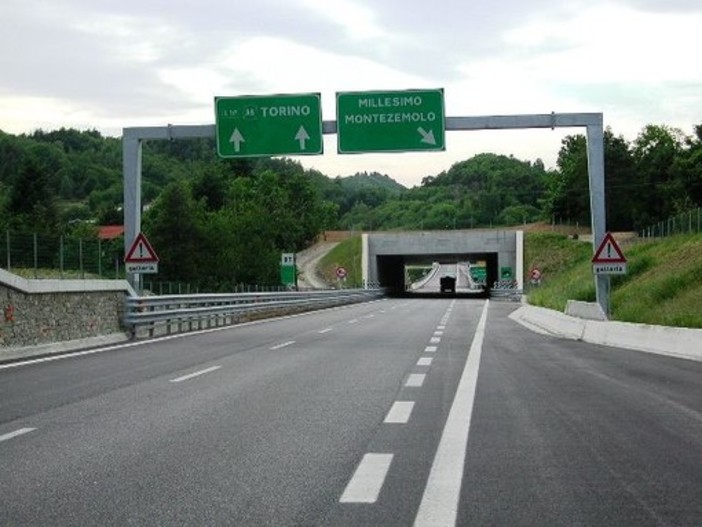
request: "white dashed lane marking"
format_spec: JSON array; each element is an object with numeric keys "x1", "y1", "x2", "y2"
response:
[
  {"x1": 170, "y1": 366, "x2": 222, "y2": 383},
  {"x1": 384, "y1": 401, "x2": 415, "y2": 424},
  {"x1": 417, "y1": 357, "x2": 433, "y2": 366},
  {"x1": 405, "y1": 373, "x2": 426, "y2": 387},
  {"x1": 270, "y1": 341, "x2": 295, "y2": 350},
  {"x1": 340, "y1": 453, "x2": 394, "y2": 503},
  {"x1": 0, "y1": 428, "x2": 36, "y2": 443},
  {"x1": 318, "y1": 328, "x2": 333, "y2": 334},
  {"x1": 425, "y1": 346, "x2": 438, "y2": 353}
]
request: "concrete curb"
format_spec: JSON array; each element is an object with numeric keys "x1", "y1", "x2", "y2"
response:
[
  {"x1": 0, "y1": 333, "x2": 131, "y2": 363},
  {"x1": 509, "y1": 304, "x2": 702, "y2": 362}
]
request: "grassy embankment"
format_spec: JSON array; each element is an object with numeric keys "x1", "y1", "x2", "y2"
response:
[
  {"x1": 318, "y1": 236, "x2": 363, "y2": 288},
  {"x1": 526, "y1": 232, "x2": 702, "y2": 329},
  {"x1": 318, "y1": 232, "x2": 702, "y2": 329}
]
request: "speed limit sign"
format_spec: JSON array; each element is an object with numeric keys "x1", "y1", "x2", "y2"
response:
[{"x1": 336, "y1": 266, "x2": 347, "y2": 279}]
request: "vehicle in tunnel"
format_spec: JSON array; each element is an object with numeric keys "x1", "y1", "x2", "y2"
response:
[{"x1": 440, "y1": 274, "x2": 456, "y2": 293}]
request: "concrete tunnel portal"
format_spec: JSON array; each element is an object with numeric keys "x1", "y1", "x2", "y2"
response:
[{"x1": 362, "y1": 230, "x2": 524, "y2": 295}]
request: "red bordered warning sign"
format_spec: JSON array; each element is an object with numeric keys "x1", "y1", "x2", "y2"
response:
[
  {"x1": 592, "y1": 232, "x2": 627, "y2": 274},
  {"x1": 124, "y1": 232, "x2": 159, "y2": 273}
]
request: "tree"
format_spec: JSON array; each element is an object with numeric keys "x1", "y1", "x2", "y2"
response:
[
  {"x1": 143, "y1": 180, "x2": 206, "y2": 282},
  {"x1": 631, "y1": 124, "x2": 685, "y2": 226},
  {"x1": 7, "y1": 150, "x2": 60, "y2": 233}
]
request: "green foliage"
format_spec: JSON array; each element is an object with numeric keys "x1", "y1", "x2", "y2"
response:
[
  {"x1": 526, "y1": 233, "x2": 702, "y2": 328},
  {"x1": 1, "y1": 120, "x2": 701, "y2": 289}
]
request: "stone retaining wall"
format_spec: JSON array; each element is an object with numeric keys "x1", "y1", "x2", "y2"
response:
[{"x1": 0, "y1": 268, "x2": 134, "y2": 356}]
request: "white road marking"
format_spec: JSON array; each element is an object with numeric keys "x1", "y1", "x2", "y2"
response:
[
  {"x1": 318, "y1": 328, "x2": 333, "y2": 334},
  {"x1": 169, "y1": 365, "x2": 221, "y2": 383},
  {"x1": 425, "y1": 346, "x2": 438, "y2": 353},
  {"x1": 434, "y1": 331, "x2": 444, "y2": 336},
  {"x1": 405, "y1": 373, "x2": 426, "y2": 387},
  {"x1": 340, "y1": 453, "x2": 394, "y2": 503},
  {"x1": 414, "y1": 300, "x2": 489, "y2": 527},
  {"x1": 364, "y1": 314, "x2": 375, "y2": 319},
  {"x1": 270, "y1": 341, "x2": 295, "y2": 350},
  {"x1": 437, "y1": 325, "x2": 446, "y2": 330},
  {"x1": 384, "y1": 401, "x2": 415, "y2": 424},
  {"x1": 417, "y1": 357, "x2": 433, "y2": 366},
  {"x1": 430, "y1": 337, "x2": 441, "y2": 344},
  {"x1": 0, "y1": 427, "x2": 36, "y2": 443},
  {"x1": 349, "y1": 319, "x2": 359, "y2": 324}
]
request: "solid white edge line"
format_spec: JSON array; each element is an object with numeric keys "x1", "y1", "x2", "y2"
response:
[
  {"x1": 339, "y1": 453, "x2": 394, "y2": 503},
  {"x1": 414, "y1": 300, "x2": 489, "y2": 527},
  {"x1": 405, "y1": 373, "x2": 426, "y2": 387},
  {"x1": 417, "y1": 357, "x2": 433, "y2": 366},
  {"x1": 384, "y1": 401, "x2": 415, "y2": 424},
  {"x1": 0, "y1": 427, "x2": 37, "y2": 442},
  {"x1": 270, "y1": 341, "x2": 296, "y2": 350},
  {"x1": 169, "y1": 365, "x2": 221, "y2": 383}
]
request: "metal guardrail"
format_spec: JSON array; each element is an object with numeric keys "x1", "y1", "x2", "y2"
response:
[
  {"x1": 490, "y1": 281, "x2": 523, "y2": 301},
  {"x1": 124, "y1": 289, "x2": 384, "y2": 338}
]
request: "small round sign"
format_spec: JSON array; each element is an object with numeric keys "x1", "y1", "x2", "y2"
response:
[{"x1": 336, "y1": 266, "x2": 347, "y2": 279}]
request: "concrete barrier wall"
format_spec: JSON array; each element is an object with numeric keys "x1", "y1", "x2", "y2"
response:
[
  {"x1": 0, "y1": 268, "x2": 134, "y2": 359},
  {"x1": 510, "y1": 303, "x2": 702, "y2": 362}
]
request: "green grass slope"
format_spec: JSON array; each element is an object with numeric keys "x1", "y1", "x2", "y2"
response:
[
  {"x1": 525, "y1": 232, "x2": 702, "y2": 329},
  {"x1": 318, "y1": 236, "x2": 363, "y2": 288}
]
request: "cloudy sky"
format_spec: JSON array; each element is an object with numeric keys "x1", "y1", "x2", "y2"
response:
[{"x1": 1, "y1": 0, "x2": 700, "y2": 187}]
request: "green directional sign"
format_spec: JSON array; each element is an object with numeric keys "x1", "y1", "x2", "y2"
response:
[
  {"x1": 215, "y1": 93, "x2": 323, "y2": 158},
  {"x1": 336, "y1": 89, "x2": 445, "y2": 154}
]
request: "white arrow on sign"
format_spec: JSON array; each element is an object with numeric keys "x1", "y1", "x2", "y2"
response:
[
  {"x1": 230, "y1": 128, "x2": 245, "y2": 152},
  {"x1": 418, "y1": 127, "x2": 436, "y2": 145},
  {"x1": 295, "y1": 126, "x2": 310, "y2": 150}
]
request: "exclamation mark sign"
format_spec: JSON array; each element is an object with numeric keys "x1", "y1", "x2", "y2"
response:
[{"x1": 607, "y1": 244, "x2": 611, "y2": 258}]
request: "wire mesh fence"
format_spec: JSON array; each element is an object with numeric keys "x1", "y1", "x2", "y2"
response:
[
  {"x1": 1, "y1": 231, "x2": 124, "y2": 279},
  {"x1": 638, "y1": 208, "x2": 702, "y2": 238}
]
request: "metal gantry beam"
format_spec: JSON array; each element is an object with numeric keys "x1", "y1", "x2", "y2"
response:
[{"x1": 123, "y1": 112, "x2": 608, "y2": 313}]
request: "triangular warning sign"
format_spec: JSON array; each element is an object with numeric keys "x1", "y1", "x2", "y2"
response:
[
  {"x1": 592, "y1": 232, "x2": 626, "y2": 264},
  {"x1": 124, "y1": 232, "x2": 159, "y2": 263}
]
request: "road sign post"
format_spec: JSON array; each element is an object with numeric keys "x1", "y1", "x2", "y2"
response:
[
  {"x1": 336, "y1": 89, "x2": 445, "y2": 153},
  {"x1": 280, "y1": 253, "x2": 296, "y2": 288},
  {"x1": 215, "y1": 93, "x2": 323, "y2": 158},
  {"x1": 124, "y1": 232, "x2": 159, "y2": 274},
  {"x1": 592, "y1": 232, "x2": 627, "y2": 275}
]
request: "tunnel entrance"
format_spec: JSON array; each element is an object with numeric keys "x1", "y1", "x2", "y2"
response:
[
  {"x1": 376, "y1": 251, "x2": 499, "y2": 298},
  {"x1": 364, "y1": 230, "x2": 522, "y2": 298}
]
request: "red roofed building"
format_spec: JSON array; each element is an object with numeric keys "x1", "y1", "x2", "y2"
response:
[{"x1": 97, "y1": 225, "x2": 124, "y2": 240}]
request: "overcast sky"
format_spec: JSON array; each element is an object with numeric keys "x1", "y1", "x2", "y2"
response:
[{"x1": 1, "y1": 0, "x2": 700, "y2": 187}]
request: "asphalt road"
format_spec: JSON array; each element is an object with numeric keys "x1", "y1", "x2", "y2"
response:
[{"x1": 1, "y1": 298, "x2": 700, "y2": 525}]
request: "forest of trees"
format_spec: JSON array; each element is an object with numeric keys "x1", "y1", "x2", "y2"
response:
[{"x1": 1, "y1": 123, "x2": 700, "y2": 288}]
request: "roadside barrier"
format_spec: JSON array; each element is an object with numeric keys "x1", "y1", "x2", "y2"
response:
[{"x1": 124, "y1": 289, "x2": 384, "y2": 338}]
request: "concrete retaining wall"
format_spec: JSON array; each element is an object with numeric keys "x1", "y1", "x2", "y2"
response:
[{"x1": 0, "y1": 268, "x2": 134, "y2": 360}]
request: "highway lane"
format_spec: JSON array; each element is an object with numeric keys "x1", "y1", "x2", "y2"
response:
[{"x1": 1, "y1": 298, "x2": 701, "y2": 525}]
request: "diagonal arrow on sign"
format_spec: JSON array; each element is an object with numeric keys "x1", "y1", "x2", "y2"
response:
[
  {"x1": 295, "y1": 126, "x2": 310, "y2": 150},
  {"x1": 230, "y1": 128, "x2": 245, "y2": 152},
  {"x1": 418, "y1": 127, "x2": 436, "y2": 145}
]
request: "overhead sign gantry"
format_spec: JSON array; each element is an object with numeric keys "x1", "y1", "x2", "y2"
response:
[{"x1": 123, "y1": 93, "x2": 607, "y2": 313}]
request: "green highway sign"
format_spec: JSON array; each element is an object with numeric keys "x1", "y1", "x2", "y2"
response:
[
  {"x1": 215, "y1": 93, "x2": 323, "y2": 158},
  {"x1": 336, "y1": 89, "x2": 445, "y2": 153}
]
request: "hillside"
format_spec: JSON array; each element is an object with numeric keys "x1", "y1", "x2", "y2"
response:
[{"x1": 526, "y1": 232, "x2": 702, "y2": 328}]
